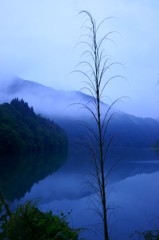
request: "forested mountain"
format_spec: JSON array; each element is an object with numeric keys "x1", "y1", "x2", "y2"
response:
[
  {"x1": 0, "y1": 98, "x2": 68, "y2": 155},
  {"x1": 1, "y1": 77, "x2": 159, "y2": 148}
]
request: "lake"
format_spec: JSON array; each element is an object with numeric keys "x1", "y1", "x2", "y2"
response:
[{"x1": 2, "y1": 146, "x2": 159, "y2": 239}]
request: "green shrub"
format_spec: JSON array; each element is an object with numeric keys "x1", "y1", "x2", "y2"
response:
[
  {"x1": 0, "y1": 201, "x2": 79, "y2": 240},
  {"x1": 130, "y1": 230, "x2": 159, "y2": 240}
]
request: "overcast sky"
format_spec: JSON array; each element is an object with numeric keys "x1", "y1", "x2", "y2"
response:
[{"x1": 0, "y1": 0, "x2": 159, "y2": 118}]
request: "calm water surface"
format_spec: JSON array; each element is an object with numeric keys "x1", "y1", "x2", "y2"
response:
[{"x1": 5, "y1": 147, "x2": 159, "y2": 239}]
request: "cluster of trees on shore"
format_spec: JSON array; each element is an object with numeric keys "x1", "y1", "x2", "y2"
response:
[{"x1": 0, "y1": 98, "x2": 68, "y2": 155}]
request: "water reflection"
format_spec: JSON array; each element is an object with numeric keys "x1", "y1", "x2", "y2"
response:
[
  {"x1": 18, "y1": 147, "x2": 159, "y2": 204},
  {"x1": 3, "y1": 147, "x2": 159, "y2": 239},
  {"x1": 0, "y1": 151, "x2": 67, "y2": 200},
  {"x1": 22, "y1": 147, "x2": 159, "y2": 239}
]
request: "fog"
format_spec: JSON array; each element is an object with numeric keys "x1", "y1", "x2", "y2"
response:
[
  {"x1": 0, "y1": 77, "x2": 114, "y2": 122},
  {"x1": 0, "y1": 1, "x2": 159, "y2": 118}
]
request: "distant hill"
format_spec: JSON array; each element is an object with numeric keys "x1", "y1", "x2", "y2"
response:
[
  {"x1": 1, "y1": 77, "x2": 159, "y2": 148},
  {"x1": 0, "y1": 98, "x2": 68, "y2": 155}
]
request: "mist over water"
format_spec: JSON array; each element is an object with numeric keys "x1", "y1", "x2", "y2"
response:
[
  {"x1": 1, "y1": 78, "x2": 159, "y2": 150},
  {"x1": 0, "y1": 2, "x2": 159, "y2": 239},
  {"x1": 1, "y1": 78, "x2": 159, "y2": 239}
]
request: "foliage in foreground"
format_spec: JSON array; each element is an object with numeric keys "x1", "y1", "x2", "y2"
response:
[
  {"x1": 130, "y1": 230, "x2": 159, "y2": 240},
  {"x1": 143, "y1": 231, "x2": 159, "y2": 240},
  {"x1": 0, "y1": 200, "x2": 79, "y2": 240}
]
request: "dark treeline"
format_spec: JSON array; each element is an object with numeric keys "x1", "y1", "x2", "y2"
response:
[{"x1": 0, "y1": 98, "x2": 68, "y2": 155}]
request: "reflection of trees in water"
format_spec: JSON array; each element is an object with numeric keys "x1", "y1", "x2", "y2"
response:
[
  {"x1": 155, "y1": 148, "x2": 159, "y2": 156},
  {"x1": 1, "y1": 146, "x2": 158, "y2": 202},
  {"x1": 106, "y1": 147, "x2": 159, "y2": 183},
  {"x1": 0, "y1": 150, "x2": 67, "y2": 201}
]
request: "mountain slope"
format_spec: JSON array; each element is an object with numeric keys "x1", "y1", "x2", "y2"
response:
[
  {"x1": 0, "y1": 98, "x2": 68, "y2": 155},
  {"x1": 1, "y1": 77, "x2": 159, "y2": 148}
]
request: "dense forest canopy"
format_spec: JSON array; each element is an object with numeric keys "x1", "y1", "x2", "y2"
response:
[{"x1": 0, "y1": 98, "x2": 68, "y2": 155}]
